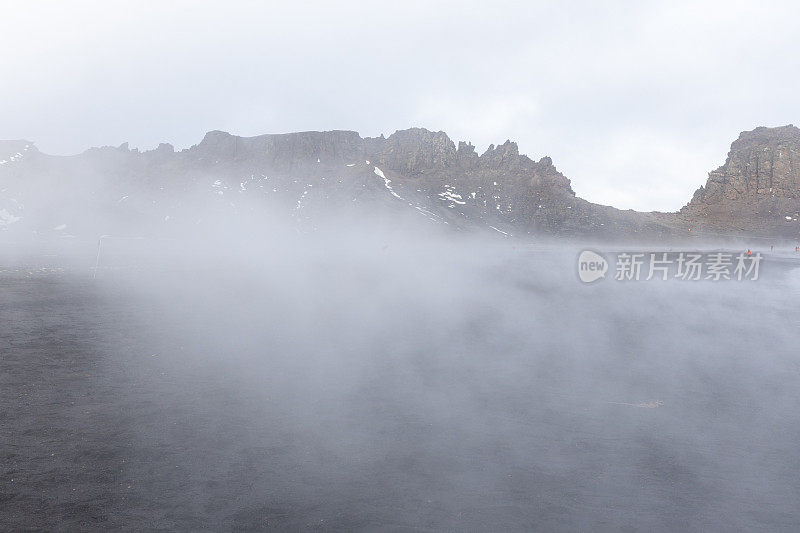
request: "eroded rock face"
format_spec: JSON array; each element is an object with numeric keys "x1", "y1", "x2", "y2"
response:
[
  {"x1": 682, "y1": 125, "x2": 800, "y2": 237},
  {"x1": 688, "y1": 125, "x2": 800, "y2": 205}
]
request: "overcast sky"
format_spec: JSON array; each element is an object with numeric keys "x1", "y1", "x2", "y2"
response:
[{"x1": 1, "y1": 0, "x2": 799, "y2": 211}]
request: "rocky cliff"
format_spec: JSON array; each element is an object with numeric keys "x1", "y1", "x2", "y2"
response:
[
  {"x1": 0, "y1": 125, "x2": 797, "y2": 241},
  {"x1": 681, "y1": 125, "x2": 800, "y2": 237}
]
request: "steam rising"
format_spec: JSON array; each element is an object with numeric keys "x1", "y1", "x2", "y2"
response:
[{"x1": 4, "y1": 212, "x2": 797, "y2": 530}]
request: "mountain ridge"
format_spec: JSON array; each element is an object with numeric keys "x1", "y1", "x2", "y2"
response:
[{"x1": 1, "y1": 126, "x2": 798, "y2": 241}]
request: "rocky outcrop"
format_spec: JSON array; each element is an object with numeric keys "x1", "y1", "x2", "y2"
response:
[
  {"x1": 366, "y1": 128, "x2": 457, "y2": 174},
  {"x1": 682, "y1": 125, "x2": 800, "y2": 237},
  {"x1": 687, "y1": 125, "x2": 800, "y2": 205}
]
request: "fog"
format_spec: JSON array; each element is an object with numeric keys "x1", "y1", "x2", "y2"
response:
[
  {"x1": 3, "y1": 213, "x2": 799, "y2": 530},
  {"x1": 4, "y1": 1, "x2": 800, "y2": 528}
]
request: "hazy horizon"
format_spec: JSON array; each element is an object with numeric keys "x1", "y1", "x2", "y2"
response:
[{"x1": 2, "y1": 0, "x2": 799, "y2": 212}]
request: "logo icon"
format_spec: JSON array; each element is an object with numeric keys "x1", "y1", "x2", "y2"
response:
[{"x1": 577, "y1": 250, "x2": 608, "y2": 283}]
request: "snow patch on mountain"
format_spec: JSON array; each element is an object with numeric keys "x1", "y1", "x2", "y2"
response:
[
  {"x1": 374, "y1": 167, "x2": 403, "y2": 200},
  {"x1": 438, "y1": 185, "x2": 466, "y2": 207}
]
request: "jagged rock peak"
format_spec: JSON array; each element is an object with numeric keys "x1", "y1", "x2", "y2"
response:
[
  {"x1": 367, "y1": 128, "x2": 457, "y2": 173},
  {"x1": 482, "y1": 140, "x2": 519, "y2": 158}
]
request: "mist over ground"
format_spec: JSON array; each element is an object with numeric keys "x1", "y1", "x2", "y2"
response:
[
  {"x1": 2, "y1": 219, "x2": 799, "y2": 531},
  {"x1": 3, "y1": 1, "x2": 800, "y2": 529}
]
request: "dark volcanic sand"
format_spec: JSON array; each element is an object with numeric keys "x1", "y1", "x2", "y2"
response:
[{"x1": 2, "y1": 249, "x2": 800, "y2": 531}]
